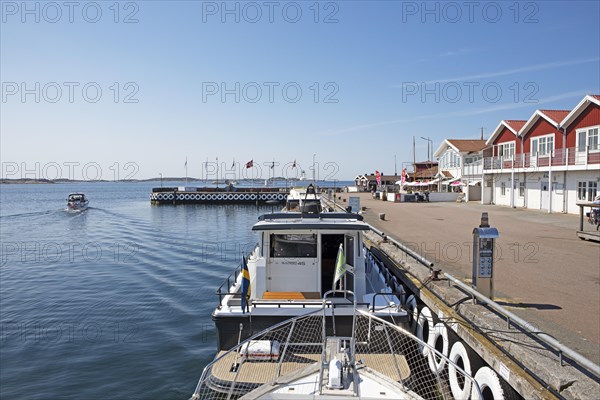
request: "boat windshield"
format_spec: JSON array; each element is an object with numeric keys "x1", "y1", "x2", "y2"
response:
[{"x1": 270, "y1": 234, "x2": 317, "y2": 258}]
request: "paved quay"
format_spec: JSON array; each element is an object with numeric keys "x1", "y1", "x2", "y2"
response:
[{"x1": 336, "y1": 192, "x2": 600, "y2": 364}]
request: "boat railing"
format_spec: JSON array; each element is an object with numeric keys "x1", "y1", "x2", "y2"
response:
[
  {"x1": 190, "y1": 305, "x2": 482, "y2": 400},
  {"x1": 215, "y1": 247, "x2": 258, "y2": 309},
  {"x1": 215, "y1": 263, "x2": 242, "y2": 308},
  {"x1": 370, "y1": 292, "x2": 405, "y2": 312}
]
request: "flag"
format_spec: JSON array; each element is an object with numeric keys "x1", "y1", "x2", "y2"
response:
[
  {"x1": 184, "y1": 158, "x2": 188, "y2": 168},
  {"x1": 292, "y1": 160, "x2": 296, "y2": 169},
  {"x1": 376, "y1": 170, "x2": 381, "y2": 185},
  {"x1": 401, "y1": 168, "x2": 407, "y2": 184},
  {"x1": 271, "y1": 161, "x2": 275, "y2": 169},
  {"x1": 241, "y1": 256, "x2": 251, "y2": 313},
  {"x1": 245, "y1": 160, "x2": 253, "y2": 168},
  {"x1": 332, "y1": 244, "x2": 346, "y2": 289},
  {"x1": 231, "y1": 159, "x2": 235, "y2": 169}
]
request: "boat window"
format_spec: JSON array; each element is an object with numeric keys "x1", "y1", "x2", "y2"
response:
[
  {"x1": 270, "y1": 234, "x2": 317, "y2": 258},
  {"x1": 345, "y1": 235, "x2": 354, "y2": 267}
]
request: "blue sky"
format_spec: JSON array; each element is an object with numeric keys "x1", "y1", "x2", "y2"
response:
[{"x1": 1, "y1": 0, "x2": 599, "y2": 181}]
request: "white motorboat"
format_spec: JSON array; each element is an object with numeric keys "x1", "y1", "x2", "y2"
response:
[
  {"x1": 66, "y1": 193, "x2": 89, "y2": 211},
  {"x1": 284, "y1": 184, "x2": 322, "y2": 213},
  {"x1": 211, "y1": 210, "x2": 407, "y2": 351}
]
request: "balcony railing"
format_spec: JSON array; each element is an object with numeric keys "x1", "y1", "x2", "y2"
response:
[{"x1": 483, "y1": 145, "x2": 600, "y2": 171}]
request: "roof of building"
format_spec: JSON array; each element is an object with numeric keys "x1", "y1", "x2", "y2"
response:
[
  {"x1": 434, "y1": 139, "x2": 487, "y2": 158},
  {"x1": 520, "y1": 109, "x2": 569, "y2": 136},
  {"x1": 485, "y1": 120, "x2": 527, "y2": 145},
  {"x1": 539, "y1": 110, "x2": 571, "y2": 125},
  {"x1": 560, "y1": 94, "x2": 600, "y2": 128},
  {"x1": 447, "y1": 139, "x2": 487, "y2": 152},
  {"x1": 412, "y1": 165, "x2": 438, "y2": 179}
]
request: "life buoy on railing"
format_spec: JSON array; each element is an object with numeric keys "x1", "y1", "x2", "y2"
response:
[
  {"x1": 232, "y1": 194, "x2": 239, "y2": 201},
  {"x1": 250, "y1": 194, "x2": 257, "y2": 200},
  {"x1": 209, "y1": 194, "x2": 216, "y2": 201},
  {"x1": 471, "y1": 366, "x2": 515, "y2": 400},
  {"x1": 417, "y1": 306, "x2": 434, "y2": 356},
  {"x1": 184, "y1": 194, "x2": 190, "y2": 200},
  {"x1": 405, "y1": 295, "x2": 418, "y2": 332},
  {"x1": 199, "y1": 194, "x2": 206, "y2": 201},
  {"x1": 167, "y1": 194, "x2": 174, "y2": 200},
  {"x1": 156, "y1": 194, "x2": 164, "y2": 201},
  {"x1": 194, "y1": 194, "x2": 201, "y2": 200},
  {"x1": 448, "y1": 341, "x2": 473, "y2": 399},
  {"x1": 216, "y1": 194, "x2": 223, "y2": 200},
  {"x1": 427, "y1": 323, "x2": 449, "y2": 373},
  {"x1": 278, "y1": 193, "x2": 285, "y2": 201}
]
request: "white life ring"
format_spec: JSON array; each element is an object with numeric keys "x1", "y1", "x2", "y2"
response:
[
  {"x1": 405, "y1": 294, "x2": 418, "y2": 332},
  {"x1": 278, "y1": 193, "x2": 285, "y2": 201},
  {"x1": 427, "y1": 323, "x2": 449, "y2": 373},
  {"x1": 194, "y1": 194, "x2": 201, "y2": 200},
  {"x1": 250, "y1": 194, "x2": 257, "y2": 200},
  {"x1": 183, "y1": 194, "x2": 190, "y2": 200},
  {"x1": 156, "y1": 194, "x2": 163, "y2": 201},
  {"x1": 167, "y1": 194, "x2": 174, "y2": 200},
  {"x1": 216, "y1": 194, "x2": 223, "y2": 200},
  {"x1": 232, "y1": 194, "x2": 239, "y2": 201},
  {"x1": 209, "y1": 194, "x2": 216, "y2": 201},
  {"x1": 199, "y1": 194, "x2": 206, "y2": 200},
  {"x1": 448, "y1": 341, "x2": 473, "y2": 399},
  {"x1": 471, "y1": 366, "x2": 512, "y2": 400},
  {"x1": 258, "y1": 194, "x2": 266, "y2": 201},
  {"x1": 416, "y1": 306, "x2": 434, "y2": 356}
]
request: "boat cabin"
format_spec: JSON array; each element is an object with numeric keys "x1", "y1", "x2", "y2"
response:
[{"x1": 250, "y1": 212, "x2": 368, "y2": 299}]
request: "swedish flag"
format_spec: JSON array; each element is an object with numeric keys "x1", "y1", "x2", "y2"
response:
[{"x1": 241, "y1": 256, "x2": 251, "y2": 313}]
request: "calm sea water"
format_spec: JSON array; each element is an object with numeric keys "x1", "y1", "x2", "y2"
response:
[{"x1": 0, "y1": 181, "x2": 351, "y2": 399}]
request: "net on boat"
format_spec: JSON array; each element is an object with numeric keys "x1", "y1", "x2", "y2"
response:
[{"x1": 190, "y1": 308, "x2": 481, "y2": 400}]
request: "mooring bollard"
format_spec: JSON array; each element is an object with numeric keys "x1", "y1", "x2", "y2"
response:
[{"x1": 379, "y1": 213, "x2": 385, "y2": 220}]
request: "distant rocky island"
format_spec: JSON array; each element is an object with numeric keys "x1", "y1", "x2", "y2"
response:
[{"x1": 0, "y1": 177, "x2": 303, "y2": 184}]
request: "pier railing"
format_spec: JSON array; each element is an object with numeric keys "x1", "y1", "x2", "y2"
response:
[{"x1": 367, "y1": 227, "x2": 600, "y2": 379}]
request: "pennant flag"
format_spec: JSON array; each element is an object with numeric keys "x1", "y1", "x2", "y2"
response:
[
  {"x1": 292, "y1": 160, "x2": 296, "y2": 169},
  {"x1": 332, "y1": 244, "x2": 346, "y2": 289},
  {"x1": 245, "y1": 160, "x2": 253, "y2": 169},
  {"x1": 184, "y1": 158, "x2": 188, "y2": 168},
  {"x1": 231, "y1": 159, "x2": 235, "y2": 169},
  {"x1": 241, "y1": 256, "x2": 251, "y2": 313},
  {"x1": 271, "y1": 161, "x2": 275, "y2": 169}
]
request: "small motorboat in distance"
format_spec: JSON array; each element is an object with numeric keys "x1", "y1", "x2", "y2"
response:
[{"x1": 67, "y1": 193, "x2": 89, "y2": 211}]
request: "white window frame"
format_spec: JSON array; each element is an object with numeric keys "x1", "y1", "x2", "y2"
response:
[
  {"x1": 530, "y1": 134, "x2": 554, "y2": 157},
  {"x1": 500, "y1": 182, "x2": 507, "y2": 196},
  {"x1": 576, "y1": 126, "x2": 600, "y2": 153},
  {"x1": 519, "y1": 182, "x2": 525, "y2": 197},
  {"x1": 577, "y1": 181, "x2": 587, "y2": 201},
  {"x1": 588, "y1": 181, "x2": 598, "y2": 201},
  {"x1": 497, "y1": 141, "x2": 516, "y2": 161}
]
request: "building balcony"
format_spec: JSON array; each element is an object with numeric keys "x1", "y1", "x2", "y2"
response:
[{"x1": 483, "y1": 146, "x2": 600, "y2": 172}]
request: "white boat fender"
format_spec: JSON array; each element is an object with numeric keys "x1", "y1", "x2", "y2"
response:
[
  {"x1": 427, "y1": 323, "x2": 449, "y2": 373},
  {"x1": 327, "y1": 357, "x2": 343, "y2": 389},
  {"x1": 239, "y1": 340, "x2": 280, "y2": 361},
  {"x1": 416, "y1": 306, "x2": 434, "y2": 356},
  {"x1": 471, "y1": 366, "x2": 518, "y2": 400},
  {"x1": 448, "y1": 341, "x2": 472, "y2": 399}
]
